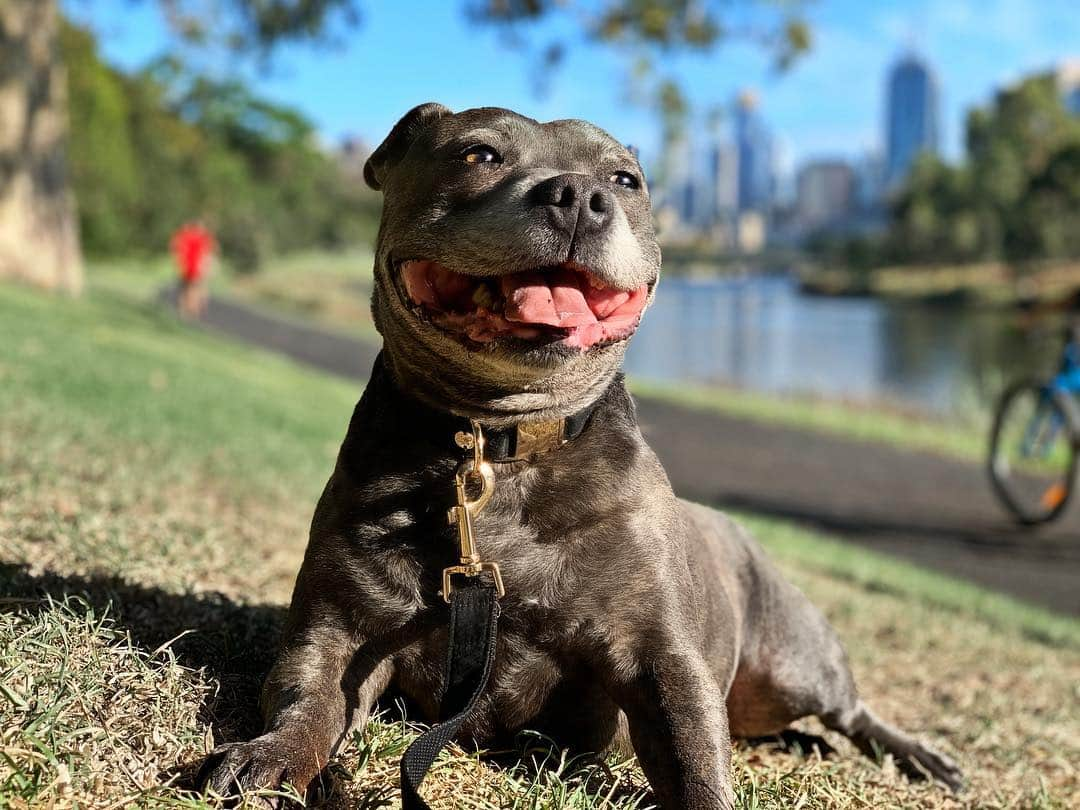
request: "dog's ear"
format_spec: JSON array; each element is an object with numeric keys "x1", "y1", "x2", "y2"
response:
[{"x1": 364, "y1": 102, "x2": 452, "y2": 191}]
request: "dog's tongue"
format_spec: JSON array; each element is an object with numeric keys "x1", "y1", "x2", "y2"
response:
[
  {"x1": 401, "y1": 259, "x2": 648, "y2": 348},
  {"x1": 502, "y1": 268, "x2": 596, "y2": 328}
]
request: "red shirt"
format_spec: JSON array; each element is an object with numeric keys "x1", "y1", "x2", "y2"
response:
[{"x1": 171, "y1": 224, "x2": 215, "y2": 282}]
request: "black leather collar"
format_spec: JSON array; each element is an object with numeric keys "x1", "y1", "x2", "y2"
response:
[{"x1": 370, "y1": 353, "x2": 606, "y2": 462}]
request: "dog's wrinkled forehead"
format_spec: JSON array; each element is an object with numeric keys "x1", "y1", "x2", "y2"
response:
[
  {"x1": 431, "y1": 108, "x2": 634, "y2": 172},
  {"x1": 364, "y1": 104, "x2": 644, "y2": 196}
]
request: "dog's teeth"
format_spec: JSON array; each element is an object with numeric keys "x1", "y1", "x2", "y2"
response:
[{"x1": 472, "y1": 283, "x2": 496, "y2": 311}]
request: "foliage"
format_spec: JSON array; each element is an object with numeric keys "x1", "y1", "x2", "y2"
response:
[
  {"x1": 472, "y1": 0, "x2": 811, "y2": 167},
  {"x1": 147, "y1": 0, "x2": 361, "y2": 55},
  {"x1": 61, "y1": 21, "x2": 379, "y2": 271},
  {"x1": 882, "y1": 74, "x2": 1080, "y2": 268},
  {"x1": 473, "y1": 1, "x2": 810, "y2": 64}
]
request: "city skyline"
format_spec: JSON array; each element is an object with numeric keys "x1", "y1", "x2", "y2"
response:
[
  {"x1": 66, "y1": 0, "x2": 1080, "y2": 175},
  {"x1": 655, "y1": 42, "x2": 1080, "y2": 245}
]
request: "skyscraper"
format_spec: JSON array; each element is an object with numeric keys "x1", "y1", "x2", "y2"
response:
[
  {"x1": 796, "y1": 161, "x2": 855, "y2": 230},
  {"x1": 734, "y1": 90, "x2": 774, "y2": 212},
  {"x1": 885, "y1": 54, "x2": 940, "y2": 188},
  {"x1": 1058, "y1": 60, "x2": 1080, "y2": 115},
  {"x1": 707, "y1": 141, "x2": 739, "y2": 224}
]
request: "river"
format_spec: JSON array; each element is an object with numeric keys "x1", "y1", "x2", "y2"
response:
[{"x1": 624, "y1": 273, "x2": 1063, "y2": 416}]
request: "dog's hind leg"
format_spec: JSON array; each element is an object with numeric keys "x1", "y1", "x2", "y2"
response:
[
  {"x1": 723, "y1": 526, "x2": 963, "y2": 792},
  {"x1": 821, "y1": 697, "x2": 963, "y2": 792},
  {"x1": 731, "y1": 617, "x2": 963, "y2": 792}
]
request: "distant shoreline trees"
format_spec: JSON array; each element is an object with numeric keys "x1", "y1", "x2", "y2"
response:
[
  {"x1": 824, "y1": 73, "x2": 1080, "y2": 275},
  {"x1": 62, "y1": 21, "x2": 379, "y2": 273}
]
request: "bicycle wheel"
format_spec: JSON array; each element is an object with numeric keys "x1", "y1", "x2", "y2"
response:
[{"x1": 988, "y1": 380, "x2": 1079, "y2": 525}]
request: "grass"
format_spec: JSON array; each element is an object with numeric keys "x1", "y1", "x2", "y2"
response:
[
  {"x1": 802, "y1": 260, "x2": 1080, "y2": 306},
  {"x1": 89, "y1": 249, "x2": 378, "y2": 341},
  {"x1": 2, "y1": 279, "x2": 1078, "y2": 808},
  {"x1": 628, "y1": 377, "x2": 991, "y2": 463}
]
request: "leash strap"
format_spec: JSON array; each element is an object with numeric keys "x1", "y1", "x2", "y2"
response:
[{"x1": 400, "y1": 582, "x2": 500, "y2": 809}]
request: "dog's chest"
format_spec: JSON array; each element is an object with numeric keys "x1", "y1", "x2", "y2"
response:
[
  {"x1": 381, "y1": 463, "x2": 619, "y2": 728},
  {"x1": 392, "y1": 598, "x2": 607, "y2": 745}
]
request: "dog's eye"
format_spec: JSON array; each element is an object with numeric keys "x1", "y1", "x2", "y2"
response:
[
  {"x1": 611, "y1": 171, "x2": 640, "y2": 190},
  {"x1": 461, "y1": 145, "x2": 501, "y2": 165}
]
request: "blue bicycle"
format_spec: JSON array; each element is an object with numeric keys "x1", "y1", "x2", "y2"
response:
[{"x1": 989, "y1": 335, "x2": 1080, "y2": 525}]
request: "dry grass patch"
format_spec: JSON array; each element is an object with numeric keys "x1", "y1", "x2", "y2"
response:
[
  {"x1": 226, "y1": 250, "x2": 377, "y2": 339},
  {"x1": 0, "y1": 596, "x2": 211, "y2": 805}
]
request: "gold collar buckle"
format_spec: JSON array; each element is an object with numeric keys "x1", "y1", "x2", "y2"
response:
[{"x1": 511, "y1": 418, "x2": 566, "y2": 460}]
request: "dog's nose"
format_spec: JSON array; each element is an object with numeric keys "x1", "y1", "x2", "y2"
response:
[{"x1": 530, "y1": 174, "x2": 615, "y2": 236}]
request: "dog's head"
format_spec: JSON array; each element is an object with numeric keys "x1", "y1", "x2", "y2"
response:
[{"x1": 365, "y1": 103, "x2": 661, "y2": 420}]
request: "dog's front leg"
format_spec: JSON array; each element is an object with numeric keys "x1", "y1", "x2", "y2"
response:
[
  {"x1": 199, "y1": 610, "x2": 392, "y2": 803},
  {"x1": 608, "y1": 643, "x2": 734, "y2": 810}
]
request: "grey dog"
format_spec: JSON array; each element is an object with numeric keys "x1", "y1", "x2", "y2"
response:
[{"x1": 200, "y1": 104, "x2": 963, "y2": 808}]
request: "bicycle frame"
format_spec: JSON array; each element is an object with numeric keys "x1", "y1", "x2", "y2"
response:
[
  {"x1": 1057, "y1": 341, "x2": 1080, "y2": 393},
  {"x1": 1019, "y1": 341, "x2": 1080, "y2": 459}
]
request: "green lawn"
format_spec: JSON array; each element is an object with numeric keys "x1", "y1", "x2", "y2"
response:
[
  {"x1": 628, "y1": 377, "x2": 991, "y2": 463},
  {"x1": 2, "y1": 280, "x2": 1077, "y2": 808}
]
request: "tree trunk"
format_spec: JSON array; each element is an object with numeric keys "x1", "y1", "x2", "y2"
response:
[{"x1": 0, "y1": 0, "x2": 83, "y2": 294}]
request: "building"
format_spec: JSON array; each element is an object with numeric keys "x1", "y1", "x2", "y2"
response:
[
  {"x1": 885, "y1": 54, "x2": 940, "y2": 188},
  {"x1": 796, "y1": 161, "x2": 855, "y2": 231},
  {"x1": 706, "y1": 141, "x2": 739, "y2": 225},
  {"x1": 656, "y1": 135, "x2": 697, "y2": 230},
  {"x1": 853, "y1": 150, "x2": 886, "y2": 213},
  {"x1": 734, "y1": 90, "x2": 775, "y2": 212},
  {"x1": 655, "y1": 92, "x2": 777, "y2": 248},
  {"x1": 1057, "y1": 59, "x2": 1080, "y2": 115}
]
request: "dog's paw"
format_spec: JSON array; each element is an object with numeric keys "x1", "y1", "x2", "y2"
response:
[
  {"x1": 197, "y1": 733, "x2": 316, "y2": 806},
  {"x1": 900, "y1": 742, "x2": 964, "y2": 794}
]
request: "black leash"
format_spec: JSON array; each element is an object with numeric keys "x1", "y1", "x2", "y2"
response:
[
  {"x1": 399, "y1": 414, "x2": 504, "y2": 810},
  {"x1": 385, "y1": 360, "x2": 610, "y2": 808},
  {"x1": 400, "y1": 582, "x2": 500, "y2": 809}
]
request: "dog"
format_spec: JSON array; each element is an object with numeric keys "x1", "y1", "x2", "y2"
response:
[{"x1": 200, "y1": 104, "x2": 963, "y2": 808}]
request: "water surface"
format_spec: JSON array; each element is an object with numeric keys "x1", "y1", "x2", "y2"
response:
[{"x1": 624, "y1": 274, "x2": 1062, "y2": 415}]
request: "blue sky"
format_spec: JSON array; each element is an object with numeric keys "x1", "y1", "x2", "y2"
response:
[{"x1": 66, "y1": 0, "x2": 1080, "y2": 175}]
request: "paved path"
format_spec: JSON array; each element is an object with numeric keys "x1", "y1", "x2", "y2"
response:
[{"x1": 189, "y1": 293, "x2": 1080, "y2": 615}]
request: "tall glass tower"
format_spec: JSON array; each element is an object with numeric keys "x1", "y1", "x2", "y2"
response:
[
  {"x1": 885, "y1": 55, "x2": 940, "y2": 188},
  {"x1": 734, "y1": 90, "x2": 774, "y2": 212}
]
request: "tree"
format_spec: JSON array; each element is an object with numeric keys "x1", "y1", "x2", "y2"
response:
[
  {"x1": 61, "y1": 28, "x2": 380, "y2": 272},
  {"x1": 879, "y1": 72, "x2": 1080, "y2": 268},
  {"x1": 1, "y1": 0, "x2": 806, "y2": 293},
  {"x1": 0, "y1": 0, "x2": 357, "y2": 293},
  {"x1": 1, "y1": 1, "x2": 83, "y2": 293}
]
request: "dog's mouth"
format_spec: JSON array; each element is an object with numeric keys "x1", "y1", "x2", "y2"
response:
[{"x1": 397, "y1": 260, "x2": 649, "y2": 350}]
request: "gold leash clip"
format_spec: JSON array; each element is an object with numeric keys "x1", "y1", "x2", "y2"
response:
[{"x1": 443, "y1": 421, "x2": 505, "y2": 602}]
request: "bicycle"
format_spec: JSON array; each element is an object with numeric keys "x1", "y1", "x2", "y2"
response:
[{"x1": 988, "y1": 334, "x2": 1080, "y2": 525}]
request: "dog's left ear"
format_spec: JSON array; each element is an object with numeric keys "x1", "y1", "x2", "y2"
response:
[{"x1": 364, "y1": 102, "x2": 452, "y2": 191}]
